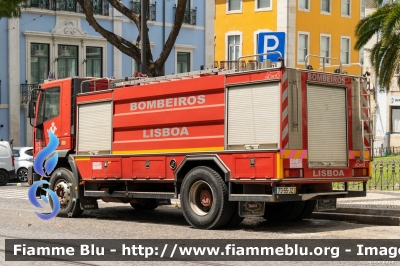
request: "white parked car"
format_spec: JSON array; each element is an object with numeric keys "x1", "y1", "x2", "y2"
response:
[
  {"x1": 0, "y1": 140, "x2": 16, "y2": 185},
  {"x1": 13, "y1": 147, "x2": 33, "y2": 182}
]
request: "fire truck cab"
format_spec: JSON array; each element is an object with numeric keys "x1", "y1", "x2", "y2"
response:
[{"x1": 27, "y1": 53, "x2": 372, "y2": 229}]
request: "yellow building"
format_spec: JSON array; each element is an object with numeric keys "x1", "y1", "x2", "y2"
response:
[{"x1": 215, "y1": 0, "x2": 366, "y2": 75}]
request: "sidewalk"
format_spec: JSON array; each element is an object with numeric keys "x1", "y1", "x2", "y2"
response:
[{"x1": 338, "y1": 191, "x2": 400, "y2": 209}]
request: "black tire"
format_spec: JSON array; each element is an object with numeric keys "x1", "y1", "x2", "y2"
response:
[
  {"x1": 224, "y1": 202, "x2": 244, "y2": 228},
  {"x1": 0, "y1": 169, "x2": 9, "y2": 186},
  {"x1": 49, "y1": 168, "x2": 83, "y2": 217},
  {"x1": 17, "y1": 167, "x2": 28, "y2": 182},
  {"x1": 130, "y1": 199, "x2": 158, "y2": 210},
  {"x1": 263, "y1": 201, "x2": 306, "y2": 222},
  {"x1": 295, "y1": 200, "x2": 317, "y2": 220},
  {"x1": 180, "y1": 166, "x2": 235, "y2": 229}
]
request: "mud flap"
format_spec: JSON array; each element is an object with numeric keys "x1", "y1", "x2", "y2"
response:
[
  {"x1": 316, "y1": 198, "x2": 337, "y2": 211},
  {"x1": 239, "y1": 201, "x2": 265, "y2": 217},
  {"x1": 80, "y1": 197, "x2": 99, "y2": 210}
]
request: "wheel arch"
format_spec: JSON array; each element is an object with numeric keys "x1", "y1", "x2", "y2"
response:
[{"x1": 174, "y1": 155, "x2": 230, "y2": 192}]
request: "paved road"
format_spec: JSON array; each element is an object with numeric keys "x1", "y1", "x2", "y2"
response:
[{"x1": 1, "y1": 182, "x2": 400, "y2": 265}]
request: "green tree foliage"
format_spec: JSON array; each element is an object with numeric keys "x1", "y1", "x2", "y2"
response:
[
  {"x1": 0, "y1": 0, "x2": 27, "y2": 18},
  {"x1": 355, "y1": 0, "x2": 400, "y2": 90}
]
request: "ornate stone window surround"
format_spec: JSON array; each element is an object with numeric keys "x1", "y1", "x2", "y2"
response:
[{"x1": 24, "y1": 16, "x2": 107, "y2": 83}]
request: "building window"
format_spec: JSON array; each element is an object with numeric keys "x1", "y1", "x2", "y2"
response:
[
  {"x1": 177, "y1": 52, "x2": 190, "y2": 73},
  {"x1": 58, "y1": 45, "x2": 78, "y2": 79},
  {"x1": 86, "y1": 47, "x2": 102, "y2": 77},
  {"x1": 228, "y1": 0, "x2": 241, "y2": 11},
  {"x1": 256, "y1": 0, "x2": 271, "y2": 10},
  {"x1": 361, "y1": 0, "x2": 366, "y2": 18},
  {"x1": 320, "y1": 35, "x2": 330, "y2": 64},
  {"x1": 298, "y1": 33, "x2": 309, "y2": 63},
  {"x1": 30, "y1": 43, "x2": 49, "y2": 84},
  {"x1": 340, "y1": 37, "x2": 350, "y2": 64},
  {"x1": 228, "y1": 35, "x2": 241, "y2": 61},
  {"x1": 299, "y1": 0, "x2": 309, "y2": 10},
  {"x1": 321, "y1": 0, "x2": 330, "y2": 13},
  {"x1": 341, "y1": 0, "x2": 350, "y2": 16},
  {"x1": 392, "y1": 107, "x2": 400, "y2": 133},
  {"x1": 134, "y1": 61, "x2": 141, "y2": 73}
]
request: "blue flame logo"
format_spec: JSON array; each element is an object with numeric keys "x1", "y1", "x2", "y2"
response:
[{"x1": 28, "y1": 130, "x2": 60, "y2": 220}]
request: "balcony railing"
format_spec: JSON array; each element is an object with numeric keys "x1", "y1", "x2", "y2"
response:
[
  {"x1": 173, "y1": 5, "x2": 196, "y2": 25},
  {"x1": 20, "y1": 82, "x2": 39, "y2": 104},
  {"x1": 26, "y1": 0, "x2": 110, "y2": 16},
  {"x1": 131, "y1": 1, "x2": 156, "y2": 21}
]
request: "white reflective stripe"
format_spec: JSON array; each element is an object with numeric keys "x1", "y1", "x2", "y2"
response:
[{"x1": 282, "y1": 107, "x2": 288, "y2": 122}]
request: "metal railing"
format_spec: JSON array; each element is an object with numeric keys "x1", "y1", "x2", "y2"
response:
[
  {"x1": 26, "y1": 0, "x2": 110, "y2": 16},
  {"x1": 131, "y1": 1, "x2": 156, "y2": 21},
  {"x1": 219, "y1": 60, "x2": 246, "y2": 70},
  {"x1": 334, "y1": 160, "x2": 400, "y2": 191},
  {"x1": 173, "y1": 5, "x2": 196, "y2": 25},
  {"x1": 20, "y1": 82, "x2": 39, "y2": 104},
  {"x1": 374, "y1": 147, "x2": 400, "y2": 157}
]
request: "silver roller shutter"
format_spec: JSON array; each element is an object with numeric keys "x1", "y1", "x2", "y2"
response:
[
  {"x1": 307, "y1": 84, "x2": 347, "y2": 167},
  {"x1": 78, "y1": 101, "x2": 112, "y2": 155},
  {"x1": 227, "y1": 82, "x2": 280, "y2": 150}
]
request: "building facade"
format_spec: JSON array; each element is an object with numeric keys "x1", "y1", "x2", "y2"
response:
[
  {"x1": 0, "y1": 0, "x2": 214, "y2": 146},
  {"x1": 214, "y1": 0, "x2": 365, "y2": 74}
]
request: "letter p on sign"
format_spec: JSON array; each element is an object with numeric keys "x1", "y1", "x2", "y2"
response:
[{"x1": 257, "y1": 32, "x2": 285, "y2": 62}]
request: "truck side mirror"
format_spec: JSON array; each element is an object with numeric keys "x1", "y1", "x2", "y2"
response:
[{"x1": 28, "y1": 101, "x2": 35, "y2": 119}]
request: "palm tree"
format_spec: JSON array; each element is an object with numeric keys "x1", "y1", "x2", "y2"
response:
[
  {"x1": 355, "y1": 0, "x2": 400, "y2": 90},
  {"x1": 0, "y1": 0, "x2": 27, "y2": 18}
]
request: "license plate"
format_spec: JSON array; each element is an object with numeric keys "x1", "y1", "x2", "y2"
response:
[{"x1": 274, "y1": 187, "x2": 297, "y2": 194}]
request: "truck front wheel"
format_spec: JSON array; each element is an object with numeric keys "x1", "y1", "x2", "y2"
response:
[
  {"x1": 180, "y1": 166, "x2": 235, "y2": 229},
  {"x1": 49, "y1": 168, "x2": 83, "y2": 217}
]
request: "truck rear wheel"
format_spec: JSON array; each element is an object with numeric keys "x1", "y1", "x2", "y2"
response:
[
  {"x1": 180, "y1": 166, "x2": 235, "y2": 229},
  {"x1": 49, "y1": 168, "x2": 83, "y2": 217},
  {"x1": 0, "y1": 169, "x2": 9, "y2": 186},
  {"x1": 263, "y1": 201, "x2": 306, "y2": 222},
  {"x1": 130, "y1": 199, "x2": 158, "y2": 210},
  {"x1": 295, "y1": 200, "x2": 317, "y2": 220}
]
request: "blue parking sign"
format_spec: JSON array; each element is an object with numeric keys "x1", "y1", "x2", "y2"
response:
[{"x1": 257, "y1": 32, "x2": 285, "y2": 62}]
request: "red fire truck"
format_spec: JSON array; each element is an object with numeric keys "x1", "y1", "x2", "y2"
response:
[{"x1": 27, "y1": 54, "x2": 372, "y2": 229}]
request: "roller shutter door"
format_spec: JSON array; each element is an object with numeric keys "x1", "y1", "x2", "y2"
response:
[
  {"x1": 227, "y1": 82, "x2": 280, "y2": 149},
  {"x1": 307, "y1": 84, "x2": 347, "y2": 167},
  {"x1": 78, "y1": 101, "x2": 112, "y2": 155}
]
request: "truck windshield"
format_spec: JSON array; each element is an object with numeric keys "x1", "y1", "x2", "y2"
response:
[{"x1": 36, "y1": 87, "x2": 60, "y2": 125}]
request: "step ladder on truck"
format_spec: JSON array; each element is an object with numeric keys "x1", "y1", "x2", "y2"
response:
[{"x1": 26, "y1": 52, "x2": 371, "y2": 229}]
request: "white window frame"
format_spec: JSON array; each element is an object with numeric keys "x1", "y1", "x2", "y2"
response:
[
  {"x1": 341, "y1": 0, "x2": 351, "y2": 18},
  {"x1": 225, "y1": 31, "x2": 242, "y2": 61},
  {"x1": 298, "y1": 0, "x2": 310, "y2": 12},
  {"x1": 255, "y1": 0, "x2": 272, "y2": 12},
  {"x1": 226, "y1": 0, "x2": 242, "y2": 14},
  {"x1": 320, "y1": 34, "x2": 331, "y2": 66},
  {"x1": 340, "y1": 36, "x2": 351, "y2": 65},
  {"x1": 297, "y1": 31, "x2": 310, "y2": 65},
  {"x1": 320, "y1": 0, "x2": 331, "y2": 15},
  {"x1": 174, "y1": 44, "x2": 196, "y2": 74},
  {"x1": 360, "y1": 0, "x2": 366, "y2": 18}
]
